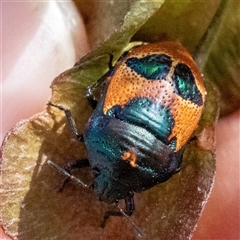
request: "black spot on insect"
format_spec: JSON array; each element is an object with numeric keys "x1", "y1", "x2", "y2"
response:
[{"x1": 172, "y1": 63, "x2": 203, "y2": 106}]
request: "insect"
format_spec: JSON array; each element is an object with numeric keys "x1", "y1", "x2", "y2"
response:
[{"x1": 48, "y1": 41, "x2": 206, "y2": 233}]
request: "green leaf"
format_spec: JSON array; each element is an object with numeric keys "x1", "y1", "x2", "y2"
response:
[
  {"x1": 197, "y1": 0, "x2": 240, "y2": 116},
  {"x1": 74, "y1": 0, "x2": 135, "y2": 48},
  {"x1": 132, "y1": 0, "x2": 221, "y2": 53}
]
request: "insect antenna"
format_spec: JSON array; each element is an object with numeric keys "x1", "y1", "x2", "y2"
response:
[
  {"x1": 47, "y1": 160, "x2": 89, "y2": 188},
  {"x1": 117, "y1": 204, "x2": 144, "y2": 236}
]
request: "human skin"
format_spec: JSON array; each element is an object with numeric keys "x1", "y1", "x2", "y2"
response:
[
  {"x1": 1, "y1": 2, "x2": 89, "y2": 239},
  {"x1": 1, "y1": 2, "x2": 239, "y2": 239},
  {"x1": 1, "y1": 1, "x2": 89, "y2": 143}
]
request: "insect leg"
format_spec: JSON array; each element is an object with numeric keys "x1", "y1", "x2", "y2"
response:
[
  {"x1": 86, "y1": 54, "x2": 114, "y2": 109},
  {"x1": 48, "y1": 102, "x2": 83, "y2": 142},
  {"x1": 48, "y1": 159, "x2": 90, "y2": 190},
  {"x1": 124, "y1": 191, "x2": 135, "y2": 216}
]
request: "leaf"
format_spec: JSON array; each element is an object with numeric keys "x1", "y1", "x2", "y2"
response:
[
  {"x1": 196, "y1": 0, "x2": 240, "y2": 116},
  {"x1": 74, "y1": 0, "x2": 135, "y2": 48},
  {"x1": 132, "y1": 0, "x2": 221, "y2": 53}
]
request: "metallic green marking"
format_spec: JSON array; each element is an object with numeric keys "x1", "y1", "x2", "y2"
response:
[
  {"x1": 125, "y1": 54, "x2": 172, "y2": 80},
  {"x1": 172, "y1": 63, "x2": 203, "y2": 106}
]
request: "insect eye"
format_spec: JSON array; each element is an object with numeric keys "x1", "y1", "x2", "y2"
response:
[{"x1": 91, "y1": 166, "x2": 101, "y2": 179}]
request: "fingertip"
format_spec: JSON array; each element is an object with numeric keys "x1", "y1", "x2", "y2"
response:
[{"x1": 2, "y1": 1, "x2": 89, "y2": 143}]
